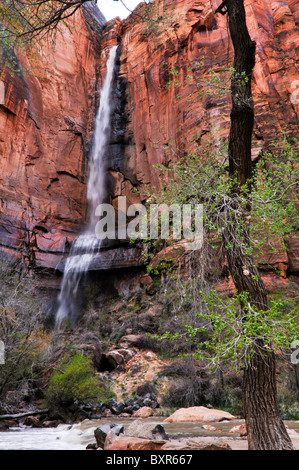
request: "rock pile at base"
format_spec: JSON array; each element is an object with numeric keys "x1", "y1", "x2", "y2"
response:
[{"x1": 96, "y1": 393, "x2": 159, "y2": 417}]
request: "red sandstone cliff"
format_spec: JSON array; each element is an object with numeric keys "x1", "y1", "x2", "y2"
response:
[
  {"x1": 113, "y1": 0, "x2": 299, "y2": 275},
  {"x1": 0, "y1": 5, "x2": 106, "y2": 269},
  {"x1": 0, "y1": 0, "x2": 298, "y2": 278},
  {"x1": 118, "y1": 0, "x2": 298, "y2": 189}
]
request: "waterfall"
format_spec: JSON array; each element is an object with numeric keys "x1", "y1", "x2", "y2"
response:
[{"x1": 55, "y1": 45, "x2": 118, "y2": 329}]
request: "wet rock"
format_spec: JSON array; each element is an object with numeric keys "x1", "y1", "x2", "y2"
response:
[
  {"x1": 287, "y1": 234, "x2": 299, "y2": 274},
  {"x1": 202, "y1": 424, "x2": 222, "y2": 432},
  {"x1": 86, "y1": 442, "x2": 98, "y2": 450},
  {"x1": 94, "y1": 423, "x2": 124, "y2": 449},
  {"x1": 0, "y1": 419, "x2": 18, "y2": 431},
  {"x1": 0, "y1": 0, "x2": 298, "y2": 280},
  {"x1": 23, "y1": 416, "x2": 43, "y2": 428}
]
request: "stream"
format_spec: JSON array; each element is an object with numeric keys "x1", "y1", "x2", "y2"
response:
[{"x1": 1, "y1": 417, "x2": 299, "y2": 450}]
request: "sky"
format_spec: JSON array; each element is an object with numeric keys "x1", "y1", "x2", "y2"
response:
[{"x1": 97, "y1": 0, "x2": 145, "y2": 21}]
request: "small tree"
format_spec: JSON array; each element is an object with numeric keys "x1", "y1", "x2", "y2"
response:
[
  {"x1": 147, "y1": 0, "x2": 299, "y2": 450},
  {"x1": 0, "y1": 255, "x2": 49, "y2": 406},
  {"x1": 149, "y1": 136, "x2": 299, "y2": 451},
  {"x1": 217, "y1": 0, "x2": 296, "y2": 450}
]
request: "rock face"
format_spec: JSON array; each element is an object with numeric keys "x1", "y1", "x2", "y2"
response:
[
  {"x1": 116, "y1": 0, "x2": 299, "y2": 273},
  {"x1": 117, "y1": 0, "x2": 298, "y2": 186},
  {"x1": 0, "y1": 5, "x2": 106, "y2": 269},
  {"x1": 0, "y1": 0, "x2": 298, "y2": 277}
]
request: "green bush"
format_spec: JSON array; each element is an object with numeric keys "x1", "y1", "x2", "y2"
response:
[
  {"x1": 44, "y1": 354, "x2": 113, "y2": 407},
  {"x1": 0, "y1": 255, "x2": 48, "y2": 401}
]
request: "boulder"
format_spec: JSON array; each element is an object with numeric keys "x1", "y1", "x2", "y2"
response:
[
  {"x1": 161, "y1": 437, "x2": 232, "y2": 451},
  {"x1": 118, "y1": 335, "x2": 141, "y2": 349},
  {"x1": 133, "y1": 406, "x2": 154, "y2": 418},
  {"x1": 229, "y1": 424, "x2": 247, "y2": 436},
  {"x1": 86, "y1": 443, "x2": 98, "y2": 450},
  {"x1": 102, "y1": 349, "x2": 136, "y2": 371},
  {"x1": 202, "y1": 424, "x2": 222, "y2": 432},
  {"x1": 0, "y1": 7, "x2": 106, "y2": 270},
  {"x1": 0, "y1": 419, "x2": 18, "y2": 431},
  {"x1": 124, "y1": 419, "x2": 169, "y2": 441},
  {"x1": 104, "y1": 428, "x2": 122, "y2": 450},
  {"x1": 0, "y1": 0, "x2": 298, "y2": 279},
  {"x1": 164, "y1": 406, "x2": 236, "y2": 423},
  {"x1": 23, "y1": 416, "x2": 43, "y2": 428},
  {"x1": 107, "y1": 436, "x2": 165, "y2": 451},
  {"x1": 94, "y1": 423, "x2": 124, "y2": 449}
]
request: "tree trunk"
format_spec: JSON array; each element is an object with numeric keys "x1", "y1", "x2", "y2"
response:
[
  {"x1": 218, "y1": 0, "x2": 295, "y2": 450},
  {"x1": 223, "y1": 222, "x2": 294, "y2": 450},
  {"x1": 243, "y1": 349, "x2": 294, "y2": 450}
]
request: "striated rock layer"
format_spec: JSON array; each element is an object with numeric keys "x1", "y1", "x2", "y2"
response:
[{"x1": 0, "y1": 0, "x2": 298, "y2": 278}]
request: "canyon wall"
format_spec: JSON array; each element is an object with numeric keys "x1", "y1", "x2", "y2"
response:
[
  {"x1": 0, "y1": 0, "x2": 298, "y2": 282},
  {"x1": 0, "y1": 5, "x2": 105, "y2": 269},
  {"x1": 111, "y1": 0, "x2": 299, "y2": 278}
]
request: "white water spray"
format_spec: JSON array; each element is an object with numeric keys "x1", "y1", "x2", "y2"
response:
[{"x1": 55, "y1": 46, "x2": 118, "y2": 329}]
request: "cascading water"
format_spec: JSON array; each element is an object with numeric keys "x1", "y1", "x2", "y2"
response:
[{"x1": 55, "y1": 45, "x2": 118, "y2": 329}]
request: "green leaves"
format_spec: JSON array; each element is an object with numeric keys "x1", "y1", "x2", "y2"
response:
[
  {"x1": 145, "y1": 134, "x2": 299, "y2": 370},
  {"x1": 249, "y1": 137, "x2": 299, "y2": 259},
  {"x1": 0, "y1": 0, "x2": 96, "y2": 76},
  {"x1": 148, "y1": 134, "x2": 299, "y2": 266},
  {"x1": 44, "y1": 353, "x2": 114, "y2": 407},
  {"x1": 194, "y1": 291, "x2": 299, "y2": 370}
]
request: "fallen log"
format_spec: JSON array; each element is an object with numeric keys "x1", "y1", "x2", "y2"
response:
[{"x1": 0, "y1": 409, "x2": 48, "y2": 420}]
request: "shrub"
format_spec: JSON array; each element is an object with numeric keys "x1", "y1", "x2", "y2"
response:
[
  {"x1": 44, "y1": 354, "x2": 113, "y2": 407},
  {"x1": 0, "y1": 255, "x2": 48, "y2": 402},
  {"x1": 136, "y1": 382, "x2": 157, "y2": 397},
  {"x1": 163, "y1": 377, "x2": 208, "y2": 408},
  {"x1": 161, "y1": 357, "x2": 210, "y2": 408}
]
